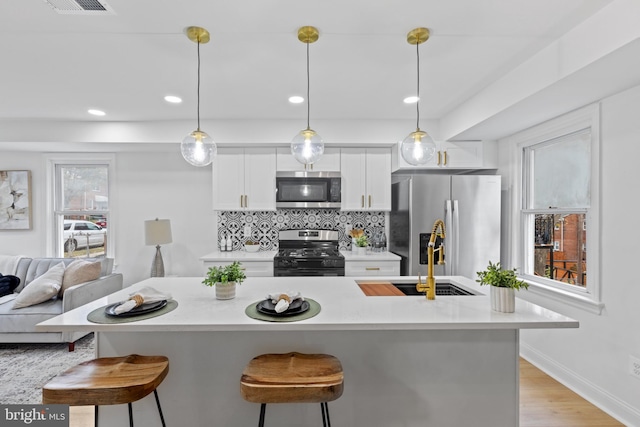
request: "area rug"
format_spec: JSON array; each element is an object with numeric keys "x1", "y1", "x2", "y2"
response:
[{"x1": 0, "y1": 334, "x2": 95, "y2": 404}]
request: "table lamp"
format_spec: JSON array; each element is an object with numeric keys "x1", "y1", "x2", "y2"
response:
[{"x1": 145, "y1": 218, "x2": 172, "y2": 277}]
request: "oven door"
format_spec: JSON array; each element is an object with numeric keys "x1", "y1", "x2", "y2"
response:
[
  {"x1": 275, "y1": 171, "x2": 341, "y2": 208},
  {"x1": 273, "y1": 268, "x2": 345, "y2": 277}
]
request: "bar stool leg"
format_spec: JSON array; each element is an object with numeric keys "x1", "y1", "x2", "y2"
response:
[
  {"x1": 321, "y1": 402, "x2": 332, "y2": 427},
  {"x1": 258, "y1": 403, "x2": 266, "y2": 427},
  {"x1": 128, "y1": 402, "x2": 134, "y2": 427},
  {"x1": 94, "y1": 406, "x2": 99, "y2": 427},
  {"x1": 154, "y1": 390, "x2": 167, "y2": 427}
]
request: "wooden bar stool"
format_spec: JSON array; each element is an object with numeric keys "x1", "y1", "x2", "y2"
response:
[
  {"x1": 241, "y1": 352, "x2": 344, "y2": 427},
  {"x1": 42, "y1": 354, "x2": 169, "y2": 427}
]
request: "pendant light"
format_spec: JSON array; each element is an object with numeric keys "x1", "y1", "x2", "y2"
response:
[
  {"x1": 400, "y1": 27, "x2": 436, "y2": 166},
  {"x1": 181, "y1": 26, "x2": 217, "y2": 167},
  {"x1": 291, "y1": 26, "x2": 324, "y2": 166}
]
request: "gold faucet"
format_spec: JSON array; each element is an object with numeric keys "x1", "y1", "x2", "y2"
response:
[{"x1": 416, "y1": 219, "x2": 446, "y2": 300}]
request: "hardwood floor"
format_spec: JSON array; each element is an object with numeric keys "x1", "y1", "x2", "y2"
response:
[
  {"x1": 69, "y1": 358, "x2": 624, "y2": 427},
  {"x1": 519, "y1": 358, "x2": 624, "y2": 427}
]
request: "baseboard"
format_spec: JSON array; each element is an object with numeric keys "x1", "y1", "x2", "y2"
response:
[{"x1": 521, "y1": 343, "x2": 640, "y2": 426}]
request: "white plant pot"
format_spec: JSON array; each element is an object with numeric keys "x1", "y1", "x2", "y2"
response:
[
  {"x1": 490, "y1": 286, "x2": 515, "y2": 313},
  {"x1": 353, "y1": 246, "x2": 366, "y2": 255},
  {"x1": 215, "y1": 282, "x2": 236, "y2": 300}
]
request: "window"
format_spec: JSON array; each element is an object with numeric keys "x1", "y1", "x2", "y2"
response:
[
  {"x1": 509, "y1": 104, "x2": 601, "y2": 312},
  {"x1": 47, "y1": 155, "x2": 115, "y2": 259}
]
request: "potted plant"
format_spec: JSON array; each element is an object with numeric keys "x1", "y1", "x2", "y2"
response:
[
  {"x1": 203, "y1": 261, "x2": 247, "y2": 300},
  {"x1": 476, "y1": 261, "x2": 528, "y2": 313},
  {"x1": 354, "y1": 235, "x2": 368, "y2": 255}
]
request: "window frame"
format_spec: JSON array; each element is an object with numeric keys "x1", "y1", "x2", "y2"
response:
[
  {"x1": 46, "y1": 153, "x2": 116, "y2": 259},
  {"x1": 507, "y1": 104, "x2": 602, "y2": 314}
]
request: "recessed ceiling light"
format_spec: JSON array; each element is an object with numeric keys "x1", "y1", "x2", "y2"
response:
[
  {"x1": 289, "y1": 96, "x2": 304, "y2": 104},
  {"x1": 403, "y1": 96, "x2": 419, "y2": 104},
  {"x1": 88, "y1": 109, "x2": 106, "y2": 116},
  {"x1": 164, "y1": 95, "x2": 182, "y2": 103}
]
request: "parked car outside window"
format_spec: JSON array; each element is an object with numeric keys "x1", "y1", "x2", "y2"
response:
[{"x1": 63, "y1": 220, "x2": 107, "y2": 252}]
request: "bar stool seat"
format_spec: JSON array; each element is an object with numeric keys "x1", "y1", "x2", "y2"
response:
[
  {"x1": 241, "y1": 352, "x2": 343, "y2": 426},
  {"x1": 43, "y1": 354, "x2": 169, "y2": 427}
]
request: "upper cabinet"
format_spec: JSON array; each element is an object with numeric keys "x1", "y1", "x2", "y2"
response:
[
  {"x1": 212, "y1": 148, "x2": 277, "y2": 211},
  {"x1": 340, "y1": 148, "x2": 391, "y2": 211},
  {"x1": 391, "y1": 140, "x2": 498, "y2": 171},
  {"x1": 276, "y1": 147, "x2": 341, "y2": 171}
]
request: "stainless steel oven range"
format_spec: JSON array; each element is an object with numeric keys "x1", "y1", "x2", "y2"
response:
[{"x1": 273, "y1": 229, "x2": 345, "y2": 276}]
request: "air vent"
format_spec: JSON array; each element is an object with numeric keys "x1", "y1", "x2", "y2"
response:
[{"x1": 43, "y1": 0, "x2": 116, "y2": 15}]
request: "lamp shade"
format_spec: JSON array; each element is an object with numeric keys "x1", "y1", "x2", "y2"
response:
[
  {"x1": 400, "y1": 129, "x2": 436, "y2": 166},
  {"x1": 145, "y1": 219, "x2": 172, "y2": 246},
  {"x1": 291, "y1": 128, "x2": 324, "y2": 165}
]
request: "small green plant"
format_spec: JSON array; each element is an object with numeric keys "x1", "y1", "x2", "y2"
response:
[
  {"x1": 203, "y1": 261, "x2": 246, "y2": 286},
  {"x1": 355, "y1": 235, "x2": 368, "y2": 248},
  {"x1": 476, "y1": 261, "x2": 529, "y2": 290}
]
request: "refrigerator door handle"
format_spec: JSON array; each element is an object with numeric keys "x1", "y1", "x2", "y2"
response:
[
  {"x1": 445, "y1": 200, "x2": 453, "y2": 276},
  {"x1": 453, "y1": 200, "x2": 460, "y2": 276}
]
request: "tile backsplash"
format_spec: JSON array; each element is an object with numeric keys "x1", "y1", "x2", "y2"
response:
[{"x1": 218, "y1": 210, "x2": 386, "y2": 251}]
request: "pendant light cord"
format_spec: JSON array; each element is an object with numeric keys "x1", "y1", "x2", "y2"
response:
[
  {"x1": 306, "y1": 41, "x2": 311, "y2": 130},
  {"x1": 416, "y1": 41, "x2": 420, "y2": 130},
  {"x1": 196, "y1": 39, "x2": 201, "y2": 131}
]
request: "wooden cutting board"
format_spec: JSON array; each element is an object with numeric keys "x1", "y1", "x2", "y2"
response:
[{"x1": 357, "y1": 282, "x2": 405, "y2": 296}]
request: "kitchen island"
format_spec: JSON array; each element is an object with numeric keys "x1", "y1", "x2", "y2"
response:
[{"x1": 37, "y1": 276, "x2": 578, "y2": 427}]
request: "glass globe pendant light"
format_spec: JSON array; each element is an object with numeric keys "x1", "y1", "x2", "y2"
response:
[
  {"x1": 181, "y1": 26, "x2": 217, "y2": 167},
  {"x1": 400, "y1": 27, "x2": 436, "y2": 166},
  {"x1": 291, "y1": 26, "x2": 324, "y2": 166}
]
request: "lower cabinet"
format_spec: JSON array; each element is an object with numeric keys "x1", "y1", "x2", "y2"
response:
[
  {"x1": 345, "y1": 260, "x2": 400, "y2": 276},
  {"x1": 203, "y1": 261, "x2": 274, "y2": 277}
]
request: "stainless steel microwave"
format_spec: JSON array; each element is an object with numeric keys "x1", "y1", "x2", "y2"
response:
[{"x1": 275, "y1": 171, "x2": 341, "y2": 209}]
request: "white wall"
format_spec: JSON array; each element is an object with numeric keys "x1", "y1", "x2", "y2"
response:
[
  {"x1": 0, "y1": 149, "x2": 216, "y2": 286},
  {"x1": 499, "y1": 84, "x2": 640, "y2": 425},
  {"x1": 115, "y1": 151, "x2": 215, "y2": 285}
]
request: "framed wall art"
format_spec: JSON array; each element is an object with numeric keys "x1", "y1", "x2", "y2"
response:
[{"x1": 0, "y1": 170, "x2": 32, "y2": 230}]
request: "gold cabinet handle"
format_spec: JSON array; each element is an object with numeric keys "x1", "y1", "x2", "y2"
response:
[
  {"x1": 361, "y1": 195, "x2": 365, "y2": 208},
  {"x1": 368, "y1": 195, "x2": 372, "y2": 208},
  {"x1": 443, "y1": 151, "x2": 448, "y2": 166},
  {"x1": 365, "y1": 267, "x2": 380, "y2": 271},
  {"x1": 244, "y1": 195, "x2": 248, "y2": 207},
  {"x1": 437, "y1": 151, "x2": 442, "y2": 166},
  {"x1": 240, "y1": 195, "x2": 244, "y2": 208}
]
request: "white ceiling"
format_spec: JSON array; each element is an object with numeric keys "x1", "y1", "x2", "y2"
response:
[{"x1": 2, "y1": 0, "x2": 637, "y2": 143}]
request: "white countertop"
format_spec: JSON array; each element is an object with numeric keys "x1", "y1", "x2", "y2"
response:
[
  {"x1": 340, "y1": 250, "x2": 401, "y2": 261},
  {"x1": 200, "y1": 250, "x2": 277, "y2": 262},
  {"x1": 200, "y1": 250, "x2": 400, "y2": 262},
  {"x1": 37, "y1": 276, "x2": 578, "y2": 333}
]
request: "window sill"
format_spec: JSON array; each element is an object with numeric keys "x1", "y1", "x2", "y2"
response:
[{"x1": 519, "y1": 280, "x2": 604, "y2": 315}]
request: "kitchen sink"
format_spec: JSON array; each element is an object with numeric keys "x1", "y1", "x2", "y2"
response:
[{"x1": 391, "y1": 282, "x2": 477, "y2": 296}]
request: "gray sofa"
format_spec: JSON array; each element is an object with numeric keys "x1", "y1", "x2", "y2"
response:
[{"x1": 0, "y1": 257, "x2": 123, "y2": 351}]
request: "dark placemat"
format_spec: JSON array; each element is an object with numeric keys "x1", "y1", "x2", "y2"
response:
[
  {"x1": 245, "y1": 298, "x2": 321, "y2": 322},
  {"x1": 87, "y1": 300, "x2": 178, "y2": 324}
]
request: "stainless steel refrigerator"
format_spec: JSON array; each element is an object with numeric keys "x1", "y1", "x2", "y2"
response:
[{"x1": 389, "y1": 174, "x2": 501, "y2": 278}]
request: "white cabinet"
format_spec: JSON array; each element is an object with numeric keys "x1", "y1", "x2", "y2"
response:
[
  {"x1": 340, "y1": 148, "x2": 391, "y2": 211},
  {"x1": 203, "y1": 260, "x2": 273, "y2": 277},
  {"x1": 345, "y1": 260, "x2": 400, "y2": 276},
  {"x1": 212, "y1": 148, "x2": 276, "y2": 211},
  {"x1": 276, "y1": 147, "x2": 341, "y2": 171},
  {"x1": 392, "y1": 140, "x2": 497, "y2": 171}
]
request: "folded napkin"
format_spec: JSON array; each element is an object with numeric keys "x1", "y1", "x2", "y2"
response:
[
  {"x1": 114, "y1": 286, "x2": 172, "y2": 315},
  {"x1": 266, "y1": 291, "x2": 304, "y2": 313}
]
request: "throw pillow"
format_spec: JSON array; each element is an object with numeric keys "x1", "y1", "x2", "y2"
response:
[
  {"x1": 0, "y1": 274, "x2": 21, "y2": 297},
  {"x1": 13, "y1": 262, "x2": 65, "y2": 309},
  {"x1": 59, "y1": 259, "x2": 102, "y2": 296}
]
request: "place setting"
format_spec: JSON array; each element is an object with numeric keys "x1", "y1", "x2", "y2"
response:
[
  {"x1": 87, "y1": 286, "x2": 178, "y2": 324},
  {"x1": 245, "y1": 291, "x2": 321, "y2": 322}
]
